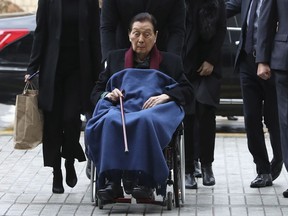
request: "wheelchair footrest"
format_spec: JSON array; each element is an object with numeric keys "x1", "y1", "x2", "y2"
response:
[{"x1": 113, "y1": 197, "x2": 132, "y2": 203}]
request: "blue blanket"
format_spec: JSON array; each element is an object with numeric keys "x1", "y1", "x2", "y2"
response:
[{"x1": 85, "y1": 68, "x2": 184, "y2": 187}]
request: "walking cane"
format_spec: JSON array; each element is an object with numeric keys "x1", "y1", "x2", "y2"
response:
[{"x1": 119, "y1": 90, "x2": 129, "y2": 152}]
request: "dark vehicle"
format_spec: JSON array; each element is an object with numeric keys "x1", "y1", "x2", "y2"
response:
[
  {"x1": 0, "y1": 13, "x2": 243, "y2": 116},
  {"x1": 218, "y1": 16, "x2": 243, "y2": 116},
  {"x1": 0, "y1": 13, "x2": 35, "y2": 105}
]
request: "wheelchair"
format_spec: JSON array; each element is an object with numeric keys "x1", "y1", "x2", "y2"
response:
[{"x1": 90, "y1": 123, "x2": 185, "y2": 210}]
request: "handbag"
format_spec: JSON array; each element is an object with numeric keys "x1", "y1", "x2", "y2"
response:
[{"x1": 13, "y1": 82, "x2": 43, "y2": 150}]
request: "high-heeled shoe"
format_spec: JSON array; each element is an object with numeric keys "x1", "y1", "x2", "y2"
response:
[
  {"x1": 201, "y1": 164, "x2": 215, "y2": 186},
  {"x1": 185, "y1": 173, "x2": 198, "y2": 189},
  {"x1": 65, "y1": 159, "x2": 77, "y2": 188},
  {"x1": 52, "y1": 169, "x2": 64, "y2": 194}
]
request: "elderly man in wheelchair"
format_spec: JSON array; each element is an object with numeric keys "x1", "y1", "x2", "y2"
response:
[{"x1": 85, "y1": 12, "x2": 193, "y2": 203}]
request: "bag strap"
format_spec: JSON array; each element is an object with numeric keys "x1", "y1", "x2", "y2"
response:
[{"x1": 23, "y1": 82, "x2": 37, "y2": 94}]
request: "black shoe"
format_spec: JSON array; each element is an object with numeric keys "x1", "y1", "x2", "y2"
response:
[
  {"x1": 123, "y1": 179, "x2": 137, "y2": 195},
  {"x1": 193, "y1": 160, "x2": 202, "y2": 178},
  {"x1": 52, "y1": 169, "x2": 64, "y2": 194},
  {"x1": 65, "y1": 159, "x2": 77, "y2": 188},
  {"x1": 201, "y1": 164, "x2": 215, "y2": 186},
  {"x1": 86, "y1": 159, "x2": 91, "y2": 180},
  {"x1": 97, "y1": 182, "x2": 124, "y2": 201},
  {"x1": 185, "y1": 173, "x2": 197, "y2": 189},
  {"x1": 132, "y1": 186, "x2": 154, "y2": 200},
  {"x1": 271, "y1": 158, "x2": 283, "y2": 181},
  {"x1": 250, "y1": 174, "x2": 272, "y2": 188},
  {"x1": 283, "y1": 189, "x2": 288, "y2": 198}
]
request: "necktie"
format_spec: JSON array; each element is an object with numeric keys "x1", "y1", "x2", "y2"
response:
[{"x1": 245, "y1": 0, "x2": 258, "y2": 54}]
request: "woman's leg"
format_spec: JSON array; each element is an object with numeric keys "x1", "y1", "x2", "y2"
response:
[
  {"x1": 197, "y1": 102, "x2": 216, "y2": 186},
  {"x1": 52, "y1": 154, "x2": 64, "y2": 193}
]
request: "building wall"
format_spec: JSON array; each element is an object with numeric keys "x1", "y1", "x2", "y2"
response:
[{"x1": 11, "y1": 0, "x2": 37, "y2": 13}]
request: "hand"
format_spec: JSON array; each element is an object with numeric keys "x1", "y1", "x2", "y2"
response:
[
  {"x1": 142, "y1": 94, "x2": 170, "y2": 109},
  {"x1": 106, "y1": 88, "x2": 123, "y2": 102},
  {"x1": 257, "y1": 63, "x2": 271, "y2": 80},
  {"x1": 197, "y1": 61, "x2": 214, "y2": 76},
  {"x1": 24, "y1": 74, "x2": 30, "y2": 82}
]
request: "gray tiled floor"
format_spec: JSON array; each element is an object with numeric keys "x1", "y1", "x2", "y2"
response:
[{"x1": 0, "y1": 132, "x2": 288, "y2": 216}]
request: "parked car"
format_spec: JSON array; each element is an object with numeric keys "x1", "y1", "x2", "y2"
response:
[
  {"x1": 218, "y1": 15, "x2": 243, "y2": 116},
  {"x1": 0, "y1": 13, "x2": 243, "y2": 116},
  {"x1": 0, "y1": 13, "x2": 35, "y2": 105}
]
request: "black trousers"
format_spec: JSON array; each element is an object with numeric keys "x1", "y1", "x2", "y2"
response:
[
  {"x1": 42, "y1": 58, "x2": 86, "y2": 167},
  {"x1": 274, "y1": 70, "x2": 288, "y2": 172},
  {"x1": 184, "y1": 102, "x2": 216, "y2": 173},
  {"x1": 239, "y1": 53, "x2": 282, "y2": 174}
]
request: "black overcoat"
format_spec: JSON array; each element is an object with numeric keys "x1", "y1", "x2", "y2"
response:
[
  {"x1": 27, "y1": 0, "x2": 102, "y2": 112},
  {"x1": 100, "y1": 0, "x2": 185, "y2": 61},
  {"x1": 182, "y1": 0, "x2": 226, "y2": 107}
]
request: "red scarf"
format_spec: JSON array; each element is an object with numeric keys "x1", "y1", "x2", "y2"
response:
[{"x1": 124, "y1": 45, "x2": 163, "y2": 70}]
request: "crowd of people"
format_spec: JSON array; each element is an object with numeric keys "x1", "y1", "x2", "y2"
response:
[{"x1": 24, "y1": 0, "x2": 288, "y2": 200}]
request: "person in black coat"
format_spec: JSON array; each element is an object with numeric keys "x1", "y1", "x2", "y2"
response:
[
  {"x1": 25, "y1": 0, "x2": 102, "y2": 194},
  {"x1": 100, "y1": 0, "x2": 185, "y2": 62},
  {"x1": 226, "y1": 0, "x2": 282, "y2": 188},
  {"x1": 256, "y1": 0, "x2": 288, "y2": 197},
  {"x1": 182, "y1": 0, "x2": 227, "y2": 189},
  {"x1": 87, "y1": 12, "x2": 193, "y2": 201}
]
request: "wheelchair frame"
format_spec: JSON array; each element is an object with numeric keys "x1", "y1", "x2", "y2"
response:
[{"x1": 90, "y1": 123, "x2": 186, "y2": 210}]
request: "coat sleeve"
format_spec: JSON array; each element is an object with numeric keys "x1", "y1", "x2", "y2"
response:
[
  {"x1": 90, "y1": 53, "x2": 113, "y2": 105},
  {"x1": 27, "y1": 0, "x2": 48, "y2": 75},
  {"x1": 255, "y1": 0, "x2": 278, "y2": 64},
  {"x1": 100, "y1": 0, "x2": 119, "y2": 62},
  {"x1": 205, "y1": 0, "x2": 227, "y2": 66},
  {"x1": 90, "y1": 0, "x2": 102, "y2": 81},
  {"x1": 162, "y1": 55, "x2": 194, "y2": 114},
  {"x1": 165, "y1": 0, "x2": 186, "y2": 56}
]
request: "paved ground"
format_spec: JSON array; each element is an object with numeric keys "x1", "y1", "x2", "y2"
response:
[{"x1": 1, "y1": 130, "x2": 288, "y2": 216}]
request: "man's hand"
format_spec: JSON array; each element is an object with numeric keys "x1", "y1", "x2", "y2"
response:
[
  {"x1": 257, "y1": 63, "x2": 271, "y2": 80},
  {"x1": 197, "y1": 61, "x2": 214, "y2": 76},
  {"x1": 106, "y1": 88, "x2": 123, "y2": 102},
  {"x1": 142, "y1": 94, "x2": 170, "y2": 109},
  {"x1": 24, "y1": 74, "x2": 30, "y2": 82}
]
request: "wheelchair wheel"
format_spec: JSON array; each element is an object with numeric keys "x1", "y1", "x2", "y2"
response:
[
  {"x1": 90, "y1": 162, "x2": 96, "y2": 203},
  {"x1": 95, "y1": 192, "x2": 99, "y2": 207},
  {"x1": 98, "y1": 198, "x2": 104, "y2": 209},
  {"x1": 179, "y1": 131, "x2": 186, "y2": 204},
  {"x1": 167, "y1": 191, "x2": 173, "y2": 210},
  {"x1": 90, "y1": 161, "x2": 100, "y2": 207},
  {"x1": 172, "y1": 128, "x2": 185, "y2": 207}
]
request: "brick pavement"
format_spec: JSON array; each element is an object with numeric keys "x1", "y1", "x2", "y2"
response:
[{"x1": 1, "y1": 132, "x2": 288, "y2": 216}]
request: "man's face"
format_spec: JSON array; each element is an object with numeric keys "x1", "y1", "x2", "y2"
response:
[{"x1": 129, "y1": 21, "x2": 158, "y2": 60}]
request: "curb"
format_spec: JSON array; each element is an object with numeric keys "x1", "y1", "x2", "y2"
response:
[{"x1": 0, "y1": 127, "x2": 13, "y2": 135}]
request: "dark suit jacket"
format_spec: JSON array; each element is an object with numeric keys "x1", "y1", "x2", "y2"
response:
[
  {"x1": 27, "y1": 0, "x2": 102, "y2": 112},
  {"x1": 226, "y1": 0, "x2": 253, "y2": 70},
  {"x1": 91, "y1": 49, "x2": 194, "y2": 113},
  {"x1": 100, "y1": 0, "x2": 185, "y2": 61},
  {"x1": 256, "y1": 0, "x2": 288, "y2": 71},
  {"x1": 183, "y1": 0, "x2": 226, "y2": 107}
]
